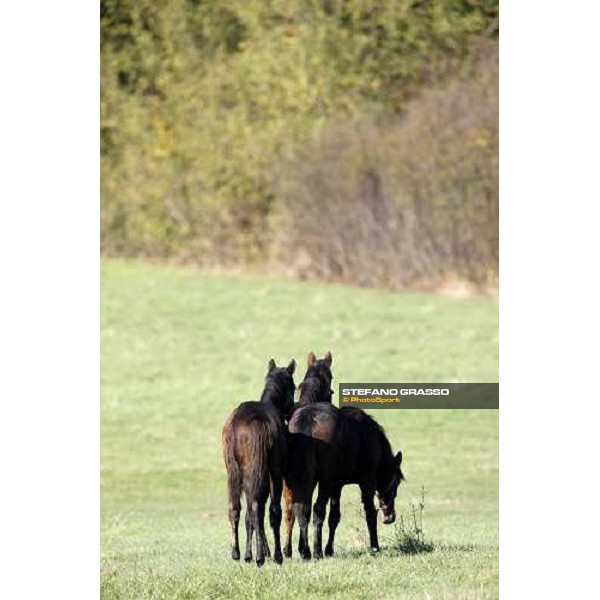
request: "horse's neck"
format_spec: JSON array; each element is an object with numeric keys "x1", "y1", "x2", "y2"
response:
[{"x1": 260, "y1": 385, "x2": 283, "y2": 408}]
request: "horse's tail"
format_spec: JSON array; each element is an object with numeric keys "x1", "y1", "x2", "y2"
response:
[
  {"x1": 222, "y1": 411, "x2": 240, "y2": 480},
  {"x1": 237, "y1": 419, "x2": 274, "y2": 501}
]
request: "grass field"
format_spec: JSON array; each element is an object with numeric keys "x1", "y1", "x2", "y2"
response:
[{"x1": 101, "y1": 260, "x2": 499, "y2": 599}]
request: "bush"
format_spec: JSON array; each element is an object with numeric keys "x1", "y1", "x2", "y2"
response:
[{"x1": 272, "y1": 42, "x2": 498, "y2": 288}]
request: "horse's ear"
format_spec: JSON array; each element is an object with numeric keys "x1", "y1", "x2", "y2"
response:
[
  {"x1": 307, "y1": 352, "x2": 317, "y2": 366},
  {"x1": 324, "y1": 351, "x2": 332, "y2": 367},
  {"x1": 268, "y1": 358, "x2": 277, "y2": 373},
  {"x1": 395, "y1": 451, "x2": 403, "y2": 466},
  {"x1": 287, "y1": 359, "x2": 296, "y2": 374}
]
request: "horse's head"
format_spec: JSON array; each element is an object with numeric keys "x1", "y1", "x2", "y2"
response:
[
  {"x1": 264, "y1": 358, "x2": 296, "y2": 417},
  {"x1": 299, "y1": 351, "x2": 334, "y2": 404},
  {"x1": 377, "y1": 450, "x2": 404, "y2": 524}
]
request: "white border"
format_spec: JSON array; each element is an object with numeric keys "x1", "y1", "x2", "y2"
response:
[
  {"x1": 1, "y1": 1, "x2": 599, "y2": 597},
  {"x1": 0, "y1": 3, "x2": 99, "y2": 598},
  {"x1": 501, "y1": 1, "x2": 600, "y2": 597}
]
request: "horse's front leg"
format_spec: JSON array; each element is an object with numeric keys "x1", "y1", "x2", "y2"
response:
[
  {"x1": 283, "y1": 481, "x2": 295, "y2": 558},
  {"x1": 313, "y1": 482, "x2": 331, "y2": 559},
  {"x1": 324, "y1": 483, "x2": 342, "y2": 557},
  {"x1": 261, "y1": 530, "x2": 271, "y2": 559},
  {"x1": 359, "y1": 482, "x2": 379, "y2": 553}
]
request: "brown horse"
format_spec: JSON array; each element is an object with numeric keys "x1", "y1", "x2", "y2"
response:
[
  {"x1": 222, "y1": 358, "x2": 296, "y2": 566},
  {"x1": 283, "y1": 351, "x2": 333, "y2": 558},
  {"x1": 286, "y1": 402, "x2": 404, "y2": 559}
]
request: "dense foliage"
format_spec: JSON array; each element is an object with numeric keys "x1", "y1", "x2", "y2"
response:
[{"x1": 101, "y1": 0, "x2": 498, "y2": 288}]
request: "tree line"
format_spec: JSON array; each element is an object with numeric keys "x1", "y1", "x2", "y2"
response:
[{"x1": 101, "y1": 0, "x2": 498, "y2": 289}]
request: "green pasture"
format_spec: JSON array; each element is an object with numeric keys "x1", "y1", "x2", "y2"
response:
[{"x1": 101, "y1": 260, "x2": 498, "y2": 599}]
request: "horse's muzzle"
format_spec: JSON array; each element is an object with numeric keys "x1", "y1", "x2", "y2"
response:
[{"x1": 382, "y1": 510, "x2": 396, "y2": 525}]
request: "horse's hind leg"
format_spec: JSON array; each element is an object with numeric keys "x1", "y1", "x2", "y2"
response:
[
  {"x1": 244, "y1": 496, "x2": 253, "y2": 562},
  {"x1": 324, "y1": 483, "x2": 342, "y2": 557},
  {"x1": 261, "y1": 488, "x2": 271, "y2": 560},
  {"x1": 294, "y1": 499, "x2": 312, "y2": 560},
  {"x1": 313, "y1": 482, "x2": 331, "y2": 559},
  {"x1": 251, "y1": 499, "x2": 267, "y2": 567},
  {"x1": 227, "y1": 465, "x2": 242, "y2": 560},
  {"x1": 293, "y1": 480, "x2": 315, "y2": 561},
  {"x1": 269, "y1": 475, "x2": 284, "y2": 564}
]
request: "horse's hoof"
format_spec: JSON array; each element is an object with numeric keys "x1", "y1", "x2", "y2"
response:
[
  {"x1": 313, "y1": 550, "x2": 323, "y2": 560},
  {"x1": 256, "y1": 557, "x2": 265, "y2": 568},
  {"x1": 283, "y1": 547, "x2": 292, "y2": 558},
  {"x1": 274, "y1": 551, "x2": 283, "y2": 565},
  {"x1": 371, "y1": 546, "x2": 380, "y2": 554},
  {"x1": 324, "y1": 545, "x2": 334, "y2": 557},
  {"x1": 300, "y1": 548, "x2": 312, "y2": 561},
  {"x1": 244, "y1": 554, "x2": 253, "y2": 563},
  {"x1": 232, "y1": 549, "x2": 240, "y2": 561}
]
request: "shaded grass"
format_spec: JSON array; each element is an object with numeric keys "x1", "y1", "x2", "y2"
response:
[{"x1": 101, "y1": 259, "x2": 498, "y2": 599}]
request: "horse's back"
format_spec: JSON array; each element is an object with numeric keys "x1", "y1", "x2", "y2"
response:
[
  {"x1": 288, "y1": 402, "x2": 339, "y2": 443},
  {"x1": 233, "y1": 400, "x2": 277, "y2": 422}
]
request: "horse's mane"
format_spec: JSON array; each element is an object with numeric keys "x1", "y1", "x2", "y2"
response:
[
  {"x1": 298, "y1": 378, "x2": 322, "y2": 404},
  {"x1": 298, "y1": 365, "x2": 330, "y2": 404}
]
